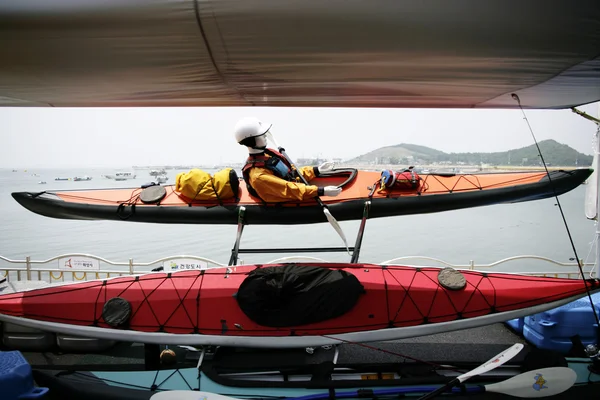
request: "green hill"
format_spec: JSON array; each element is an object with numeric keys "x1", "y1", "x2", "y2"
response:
[{"x1": 347, "y1": 140, "x2": 592, "y2": 166}]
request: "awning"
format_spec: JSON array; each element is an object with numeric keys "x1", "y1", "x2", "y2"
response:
[{"x1": 1, "y1": 0, "x2": 599, "y2": 109}]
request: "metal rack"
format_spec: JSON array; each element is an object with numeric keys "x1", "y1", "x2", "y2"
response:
[{"x1": 228, "y1": 201, "x2": 372, "y2": 265}]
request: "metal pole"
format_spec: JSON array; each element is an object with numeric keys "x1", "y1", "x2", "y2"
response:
[
  {"x1": 350, "y1": 200, "x2": 370, "y2": 263},
  {"x1": 26, "y1": 256, "x2": 31, "y2": 280},
  {"x1": 229, "y1": 206, "x2": 246, "y2": 266}
]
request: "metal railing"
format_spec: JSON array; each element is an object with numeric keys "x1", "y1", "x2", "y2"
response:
[
  {"x1": 0, "y1": 253, "x2": 595, "y2": 283},
  {"x1": 0, "y1": 253, "x2": 226, "y2": 283},
  {"x1": 380, "y1": 255, "x2": 596, "y2": 279}
]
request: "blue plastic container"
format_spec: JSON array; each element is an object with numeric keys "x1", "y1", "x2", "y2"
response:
[
  {"x1": 0, "y1": 350, "x2": 48, "y2": 400},
  {"x1": 504, "y1": 317, "x2": 525, "y2": 334},
  {"x1": 522, "y1": 292, "x2": 600, "y2": 354}
]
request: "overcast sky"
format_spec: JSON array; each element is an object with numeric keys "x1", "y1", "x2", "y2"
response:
[{"x1": 2, "y1": 101, "x2": 599, "y2": 169}]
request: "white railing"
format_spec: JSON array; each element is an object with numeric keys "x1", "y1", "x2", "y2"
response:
[
  {"x1": 380, "y1": 255, "x2": 596, "y2": 279},
  {"x1": 0, "y1": 253, "x2": 595, "y2": 283},
  {"x1": 0, "y1": 253, "x2": 226, "y2": 283}
]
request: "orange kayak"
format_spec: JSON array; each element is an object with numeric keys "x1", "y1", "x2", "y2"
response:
[{"x1": 11, "y1": 168, "x2": 591, "y2": 225}]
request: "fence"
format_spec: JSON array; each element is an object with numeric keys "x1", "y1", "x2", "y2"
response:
[{"x1": 0, "y1": 253, "x2": 595, "y2": 283}]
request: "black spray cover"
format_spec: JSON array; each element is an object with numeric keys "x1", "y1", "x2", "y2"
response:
[{"x1": 236, "y1": 264, "x2": 365, "y2": 327}]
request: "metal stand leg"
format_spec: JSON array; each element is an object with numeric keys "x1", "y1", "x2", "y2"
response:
[
  {"x1": 351, "y1": 200, "x2": 371, "y2": 263},
  {"x1": 228, "y1": 206, "x2": 246, "y2": 266},
  {"x1": 228, "y1": 201, "x2": 371, "y2": 264},
  {"x1": 196, "y1": 347, "x2": 206, "y2": 382},
  {"x1": 305, "y1": 344, "x2": 340, "y2": 364},
  {"x1": 144, "y1": 343, "x2": 161, "y2": 371},
  {"x1": 332, "y1": 345, "x2": 340, "y2": 364}
]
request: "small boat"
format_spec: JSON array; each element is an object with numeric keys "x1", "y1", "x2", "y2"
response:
[
  {"x1": 54, "y1": 177, "x2": 70, "y2": 181},
  {"x1": 149, "y1": 169, "x2": 167, "y2": 177},
  {"x1": 37, "y1": 181, "x2": 46, "y2": 185},
  {"x1": 103, "y1": 172, "x2": 136, "y2": 181},
  {"x1": 0, "y1": 262, "x2": 597, "y2": 348},
  {"x1": 73, "y1": 176, "x2": 92, "y2": 181},
  {"x1": 10, "y1": 168, "x2": 592, "y2": 225},
  {"x1": 155, "y1": 175, "x2": 168, "y2": 184}
]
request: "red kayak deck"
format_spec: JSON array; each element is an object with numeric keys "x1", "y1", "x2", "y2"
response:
[{"x1": 1, "y1": 263, "x2": 598, "y2": 338}]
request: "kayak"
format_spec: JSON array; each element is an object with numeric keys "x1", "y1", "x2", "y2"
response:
[
  {"x1": 1, "y1": 262, "x2": 598, "y2": 348},
  {"x1": 10, "y1": 168, "x2": 592, "y2": 225},
  {"x1": 27, "y1": 333, "x2": 600, "y2": 399},
  {"x1": 31, "y1": 362, "x2": 597, "y2": 400}
]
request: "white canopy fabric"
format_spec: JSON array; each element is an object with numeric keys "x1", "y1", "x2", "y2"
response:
[{"x1": 0, "y1": 0, "x2": 599, "y2": 109}]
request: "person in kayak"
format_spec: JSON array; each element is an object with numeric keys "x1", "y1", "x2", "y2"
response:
[{"x1": 235, "y1": 117, "x2": 342, "y2": 202}]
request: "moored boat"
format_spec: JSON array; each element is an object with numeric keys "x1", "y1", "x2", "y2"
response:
[
  {"x1": 11, "y1": 168, "x2": 591, "y2": 225},
  {"x1": 150, "y1": 169, "x2": 167, "y2": 177},
  {"x1": 103, "y1": 171, "x2": 137, "y2": 181},
  {"x1": 0, "y1": 262, "x2": 598, "y2": 348}
]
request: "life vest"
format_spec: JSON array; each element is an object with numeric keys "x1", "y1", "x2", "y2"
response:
[{"x1": 242, "y1": 148, "x2": 296, "y2": 199}]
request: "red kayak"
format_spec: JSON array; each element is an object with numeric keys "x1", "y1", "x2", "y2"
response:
[{"x1": 0, "y1": 262, "x2": 598, "y2": 348}]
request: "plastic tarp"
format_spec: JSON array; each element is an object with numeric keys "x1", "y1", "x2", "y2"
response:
[{"x1": 0, "y1": 0, "x2": 599, "y2": 109}]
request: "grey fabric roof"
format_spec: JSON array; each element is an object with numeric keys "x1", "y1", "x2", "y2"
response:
[{"x1": 1, "y1": 0, "x2": 599, "y2": 109}]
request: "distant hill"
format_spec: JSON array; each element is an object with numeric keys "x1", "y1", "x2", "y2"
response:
[{"x1": 347, "y1": 140, "x2": 592, "y2": 166}]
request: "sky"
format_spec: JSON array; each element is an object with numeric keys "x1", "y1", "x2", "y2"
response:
[{"x1": 2, "y1": 101, "x2": 599, "y2": 169}]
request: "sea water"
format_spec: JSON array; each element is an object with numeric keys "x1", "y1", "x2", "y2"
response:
[{"x1": 0, "y1": 167, "x2": 596, "y2": 273}]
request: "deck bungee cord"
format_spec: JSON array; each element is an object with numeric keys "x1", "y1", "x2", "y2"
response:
[
  {"x1": 513, "y1": 93, "x2": 600, "y2": 331},
  {"x1": 116, "y1": 189, "x2": 143, "y2": 220}
]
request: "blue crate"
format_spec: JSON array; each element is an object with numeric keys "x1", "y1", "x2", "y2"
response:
[
  {"x1": 522, "y1": 292, "x2": 600, "y2": 354},
  {"x1": 0, "y1": 350, "x2": 48, "y2": 400},
  {"x1": 504, "y1": 317, "x2": 525, "y2": 334}
]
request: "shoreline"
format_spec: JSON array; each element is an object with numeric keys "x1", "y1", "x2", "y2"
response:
[{"x1": 335, "y1": 163, "x2": 588, "y2": 173}]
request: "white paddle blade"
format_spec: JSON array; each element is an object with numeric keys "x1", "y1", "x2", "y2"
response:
[
  {"x1": 485, "y1": 367, "x2": 576, "y2": 398},
  {"x1": 323, "y1": 208, "x2": 350, "y2": 252},
  {"x1": 458, "y1": 343, "x2": 524, "y2": 382},
  {"x1": 150, "y1": 391, "x2": 241, "y2": 400}
]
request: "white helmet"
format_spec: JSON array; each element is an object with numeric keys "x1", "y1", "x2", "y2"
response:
[{"x1": 234, "y1": 117, "x2": 272, "y2": 145}]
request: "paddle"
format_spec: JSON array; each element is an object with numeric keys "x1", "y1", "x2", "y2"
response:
[
  {"x1": 417, "y1": 343, "x2": 524, "y2": 399},
  {"x1": 287, "y1": 367, "x2": 577, "y2": 399},
  {"x1": 149, "y1": 366, "x2": 576, "y2": 400},
  {"x1": 265, "y1": 131, "x2": 350, "y2": 252},
  {"x1": 477, "y1": 366, "x2": 576, "y2": 398}
]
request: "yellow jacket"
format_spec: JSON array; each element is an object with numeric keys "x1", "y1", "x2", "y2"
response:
[{"x1": 247, "y1": 165, "x2": 319, "y2": 202}]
